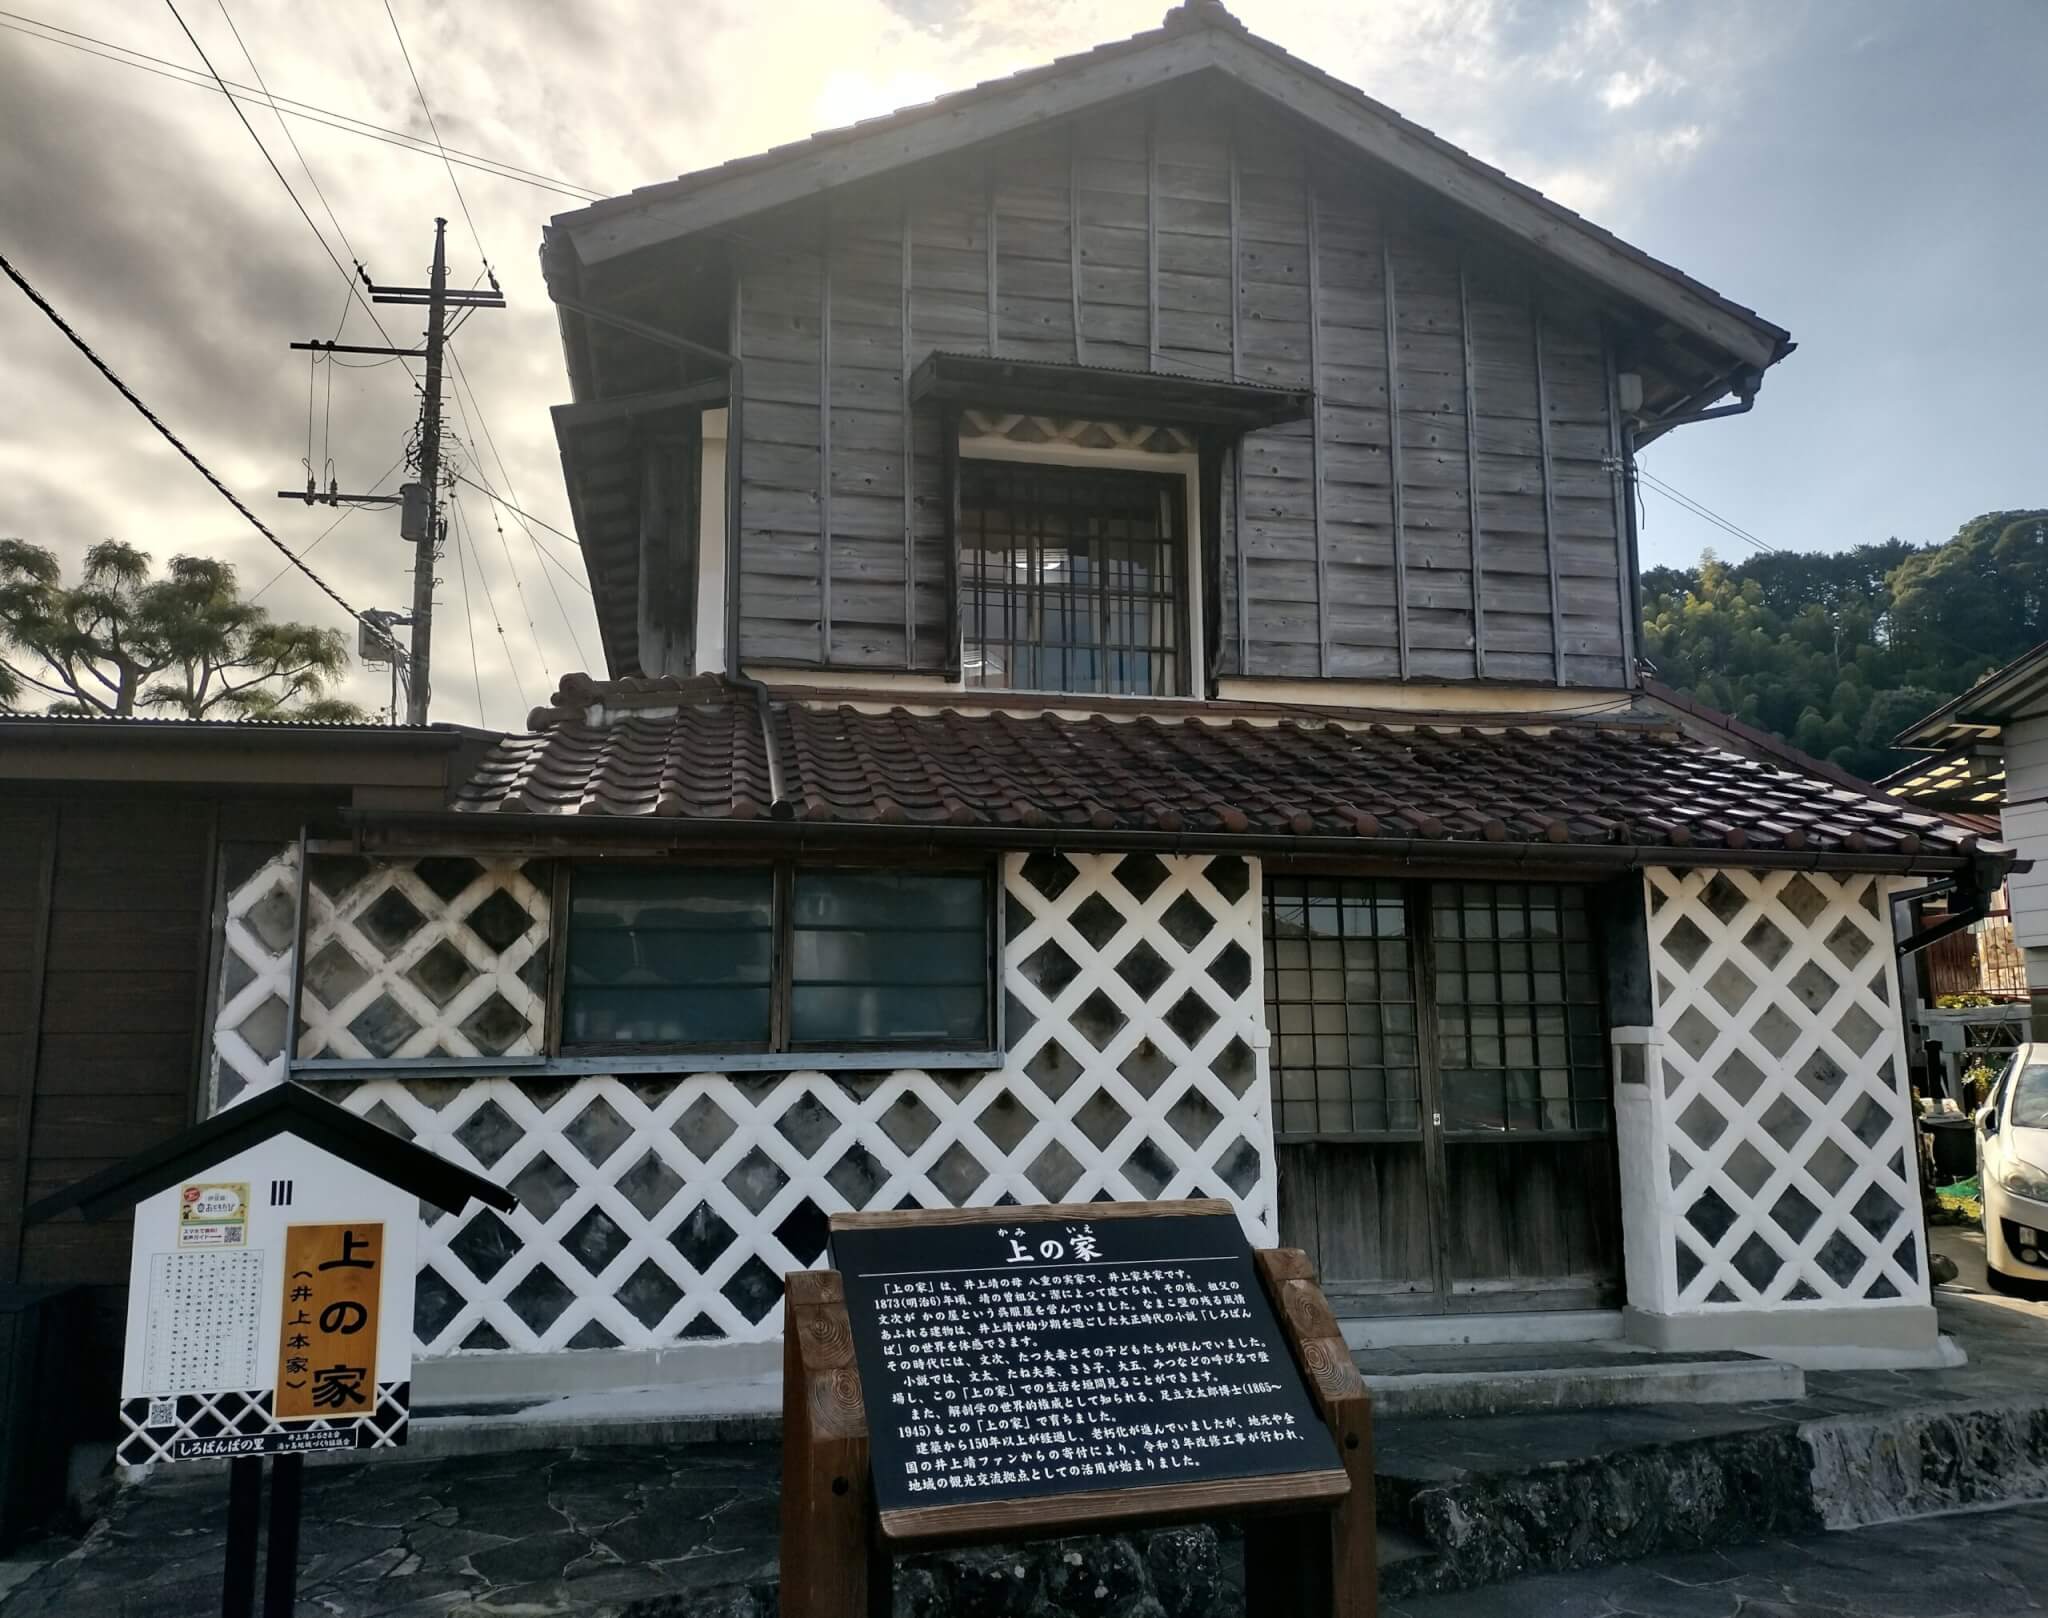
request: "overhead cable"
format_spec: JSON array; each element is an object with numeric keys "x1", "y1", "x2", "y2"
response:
[
  {"x1": 0, "y1": 11, "x2": 604, "y2": 199},
  {"x1": 0, "y1": 247, "x2": 403, "y2": 661}
]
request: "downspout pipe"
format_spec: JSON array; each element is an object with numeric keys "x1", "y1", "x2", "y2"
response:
[{"x1": 1894, "y1": 852, "x2": 2007, "y2": 958}]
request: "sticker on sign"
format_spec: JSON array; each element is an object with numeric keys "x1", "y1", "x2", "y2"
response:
[{"x1": 178, "y1": 1181, "x2": 248, "y2": 1247}]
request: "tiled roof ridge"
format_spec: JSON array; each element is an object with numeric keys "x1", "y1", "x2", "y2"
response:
[
  {"x1": 525, "y1": 670, "x2": 734, "y2": 729},
  {"x1": 453, "y1": 676, "x2": 1995, "y2": 866}
]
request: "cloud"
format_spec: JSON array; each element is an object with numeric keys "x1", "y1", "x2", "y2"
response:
[{"x1": 1599, "y1": 58, "x2": 1683, "y2": 110}]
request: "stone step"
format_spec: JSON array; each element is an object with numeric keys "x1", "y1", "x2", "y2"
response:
[
  {"x1": 1371, "y1": 1392, "x2": 2048, "y2": 1601},
  {"x1": 1357, "y1": 1342, "x2": 1805, "y2": 1419}
]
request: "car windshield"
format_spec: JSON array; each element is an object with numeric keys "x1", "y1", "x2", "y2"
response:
[{"x1": 2011, "y1": 1064, "x2": 2048, "y2": 1129}]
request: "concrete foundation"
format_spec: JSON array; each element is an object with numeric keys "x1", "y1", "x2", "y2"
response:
[{"x1": 1622, "y1": 1302, "x2": 1959, "y2": 1369}]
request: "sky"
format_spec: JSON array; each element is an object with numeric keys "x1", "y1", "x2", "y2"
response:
[{"x1": 2, "y1": 0, "x2": 2044, "y2": 729}]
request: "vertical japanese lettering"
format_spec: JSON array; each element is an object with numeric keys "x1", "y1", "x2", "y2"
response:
[{"x1": 275, "y1": 1223, "x2": 383, "y2": 1422}]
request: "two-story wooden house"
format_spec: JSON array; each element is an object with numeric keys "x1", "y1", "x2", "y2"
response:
[{"x1": 175, "y1": 0, "x2": 1998, "y2": 1420}]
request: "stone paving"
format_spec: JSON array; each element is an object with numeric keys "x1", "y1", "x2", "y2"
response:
[
  {"x1": 6, "y1": 1251, "x2": 2045, "y2": 1617},
  {"x1": 1, "y1": 1444, "x2": 784, "y2": 1618},
  {"x1": 1387, "y1": 1502, "x2": 2048, "y2": 1618}
]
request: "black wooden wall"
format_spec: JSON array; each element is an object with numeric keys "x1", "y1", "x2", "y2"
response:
[{"x1": 723, "y1": 88, "x2": 1633, "y2": 687}]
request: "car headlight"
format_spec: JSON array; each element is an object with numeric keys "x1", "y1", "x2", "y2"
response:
[{"x1": 2002, "y1": 1161, "x2": 2048, "y2": 1201}]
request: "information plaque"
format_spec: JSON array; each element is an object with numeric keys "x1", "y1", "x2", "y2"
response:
[{"x1": 832, "y1": 1203, "x2": 1343, "y2": 1516}]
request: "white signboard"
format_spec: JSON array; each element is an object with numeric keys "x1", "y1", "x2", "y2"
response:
[{"x1": 118, "y1": 1133, "x2": 421, "y2": 1466}]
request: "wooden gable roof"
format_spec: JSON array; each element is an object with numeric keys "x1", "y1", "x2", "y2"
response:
[{"x1": 546, "y1": 0, "x2": 1790, "y2": 379}]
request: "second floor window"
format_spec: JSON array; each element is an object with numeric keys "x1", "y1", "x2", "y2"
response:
[
  {"x1": 959, "y1": 460, "x2": 1188, "y2": 698},
  {"x1": 561, "y1": 863, "x2": 993, "y2": 1053}
]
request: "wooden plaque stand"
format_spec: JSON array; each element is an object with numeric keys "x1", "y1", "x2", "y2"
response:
[{"x1": 779, "y1": 1246, "x2": 1375, "y2": 1618}]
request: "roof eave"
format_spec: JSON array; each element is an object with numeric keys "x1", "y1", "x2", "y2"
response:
[
  {"x1": 548, "y1": 24, "x2": 1787, "y2": 376},
  {"x1": 351, "y1": 803, "x2": 1993, "y2": 880}
]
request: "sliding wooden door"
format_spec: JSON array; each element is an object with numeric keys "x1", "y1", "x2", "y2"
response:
[{"x1": 1268, "y1": 876, "x2": 1622, "y2": 1316}]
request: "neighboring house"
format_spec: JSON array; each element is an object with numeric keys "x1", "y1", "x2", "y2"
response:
[
  {"x1": 1893, "y1": 641, "x2": 2048, "y2": 1051},
  {"x1": 7, "y1": 0, "x2": 2005, "y2": 1429},
  {"x1": 0, "y1": 715, "x2": 490, "y2": 1424}
]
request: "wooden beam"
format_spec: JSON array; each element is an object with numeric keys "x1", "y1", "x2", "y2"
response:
[
  {"x1": 1228, "y1": 112, "x2": 1242, "y2": 382},
  {"x1": 1069, "y1": 126, "x2": 1086, "y2": 367},
  {"x1": 4, "y1": 809, "x2": 56, "y2": 1283},
  {"x1": 186, "y1": 801, "x2": 222, "y2": 1126},
  {"x1": 1228, "y1": 111, "x2": 1249, "y2": 679},
  {"x1": 1459, "y1": 253, "x2": 1486, "y2": 679},
  {"x1": 549, "y1": 379, "x2": 726, "y2": 430},
  {"x1": 943, "y1": 405, "x2": 962, "y2": 680},
  {"x1": 1233, "y1": 441, "x2": 1248, "y2": 676},
  {"x1": 1306, "y1": 169, "x2": 1329, "y2": 677},
  {"x1": 1251, "y1": 1247, "x2": 1377, "y2": 1618},
  {"x1": 1146, "y1": 98, "x2": 1160, "y2": 373},
  {"x1": 1382, "y1": 218, "x2": 1411, "y2": 680},
  {"x1": 1603, "y1": 324, "x2": 1638, "y2": 680},
  {"x1": 820, "y1": 215, "x2": 834, "y2": 664},
  {"x1": 1532, "y1": 288, "x2": 1566, "y2": 685},
  {"x1": 985, "y1": 166, "x2": 999, "y2": 357},
  {"x1": 882, "y1": 1469, "x2": 1350, "y2": 1550},
  {"x1": 902, "y1": 201, "x2": 917, "y2": 662},
  {"x1": 778, "y1": 1269, "x2": 873, "y2": 1618},
  {"x1": 724, "y1": 269, "x2": 745, "y2": 676}
]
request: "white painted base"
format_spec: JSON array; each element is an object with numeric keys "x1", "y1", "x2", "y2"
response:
[
  {"x1": 1339, "y1": 1309, "x2": 1624, "y2": 1350},
  {"x1": 1623, "y1": 1304, "x2": 1960, "y2": 1370},
  {"x1": 411, "y1": 1338, "x2": 779, "y2": 1409}
]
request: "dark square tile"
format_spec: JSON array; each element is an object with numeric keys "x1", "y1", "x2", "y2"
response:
[
  {"x1": 464, "y1": 888, "x2": 534, "y2": 954},
  {"x1": 358, "y1": 887, "x2": 427, "y2": 956}
]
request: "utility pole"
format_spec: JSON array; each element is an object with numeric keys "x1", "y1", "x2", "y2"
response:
[
  {"x1": 405, "y1": 218, "x2": 449, "y2": 725},
  {"x1": 278, "y1": 216, "x2": 503, "y2": 723}
]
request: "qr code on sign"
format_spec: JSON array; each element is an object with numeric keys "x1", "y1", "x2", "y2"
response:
[{"x1": 146, "y1": 1399, "x2": 176, "y2": 1429}]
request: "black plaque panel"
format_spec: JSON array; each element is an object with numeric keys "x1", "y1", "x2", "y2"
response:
[{"x1": 832, "y1": 1210, "x2": 1341, "y2": 1514}]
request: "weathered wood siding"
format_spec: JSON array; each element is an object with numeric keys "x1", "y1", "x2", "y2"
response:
[
  {"x1": 730, "y1": 90, "x2": 1632, "y2": 686},
  {"x1": 0, "y1": 797, "x2": 219, "y2": 1430}
]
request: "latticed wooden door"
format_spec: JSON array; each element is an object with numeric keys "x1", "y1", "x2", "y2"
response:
[{"x1": 1265, "y1": 876, "x2": 1622, "y2": 1316}]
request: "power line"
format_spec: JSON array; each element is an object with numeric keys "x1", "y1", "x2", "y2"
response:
[
  {"x1": 383, "y1": 1, "x2": 490, "y2": 274},
  {"x1": 251, "y1": 454, "x2": 406, "y2": 602},
  {"x1": 0, "y1": 246, "x2": 402, "y2": 662},
  {"x1": 450, "y1": 472, "x2": 582, "y2": 550},
  {"x1": 0, "y1": 11, "x2": 605, "y2": 200},
  {"x1": 446, "y1": 343, "x2": 595, "y2": 664},
  {"x1": 214, "y1": 0, "x2": 361, "y2": 332},
  {"x1": 162, "y1": 0, "x2": 414, "y2": 382},
  {"x1": 450, "y1": 493, "x2": 486, "y2": 727},
  {"x1": 1637, "y1": 464, "x2": 1776, "y2": 554},
  {"x1": 452, "y1": 493, "x2": 527, "y2": 711}
]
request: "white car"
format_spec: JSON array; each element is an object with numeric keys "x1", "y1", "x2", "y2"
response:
[{"x1": 1977, "y1": 1046, "x2": 2048, "y2": 1294}]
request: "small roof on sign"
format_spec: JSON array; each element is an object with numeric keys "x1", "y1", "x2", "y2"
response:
[{"x1": 25, "y1": 1083, "x2": 516, "y2": 1224}]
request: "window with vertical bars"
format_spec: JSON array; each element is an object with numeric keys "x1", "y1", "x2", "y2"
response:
[
  {"x1": 958, "y1": 459, "x2": 1187, "y2": 697},
  {"x1": 1433, "y1": 883, "x2": 1608, "y2": 1134},
  {"x1": 1263, "y1": 877, "x2": 1420, "y2": 1137},
  {"x1": 1262, "y1": 878, "x2": 1609, "y2": 1140}
]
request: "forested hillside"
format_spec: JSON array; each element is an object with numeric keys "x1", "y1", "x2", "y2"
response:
[{"x1": 1640, "y1": 509, "x2": 2048, "y2": 781}]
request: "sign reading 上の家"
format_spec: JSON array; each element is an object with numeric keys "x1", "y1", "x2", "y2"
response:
[
  {"x1": 830, "y1": 1205, "x2": 1342, "y2": 1515},
  {"x1": 107, "y1": 1125, "x2": 433, "y2": 1466},
  {"x1": 276, "y1": 1224, "x2": 383, "y2": 1421}
]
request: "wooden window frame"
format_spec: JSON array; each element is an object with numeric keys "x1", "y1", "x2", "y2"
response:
[
  {"x1": 950, "y1": 427, "x2": 1206, "y2": 698},
  {"x1": 1264, "y1": 876, "x2": 1612, "y2": 1147},
  {"x1": 554, "y1": 855, "x2": 1001, "y2": 1061}
]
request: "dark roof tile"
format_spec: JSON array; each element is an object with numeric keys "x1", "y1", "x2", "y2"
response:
[{"x1": 451, "y1": 678, "x2": 1986, "y2": 869}]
